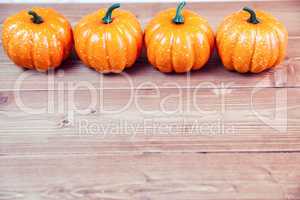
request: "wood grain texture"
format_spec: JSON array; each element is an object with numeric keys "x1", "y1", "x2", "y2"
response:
[
  {"x1": 0, "y1": 2, "x2": 300, "y2": 200},
  {"x1": 0, "y1": 153, "x2": 300, "y2": 200},
  {"x1": 0, "y1": 87, "x2": 300, "y2": 154},
  {"x1": 1, "y1": 2, "x2": 300, "y2": 33}
]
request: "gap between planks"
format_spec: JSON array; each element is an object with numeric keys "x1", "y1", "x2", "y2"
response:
[{"x1": 2, "y1": 150, "x2": 300, "y2": 158}]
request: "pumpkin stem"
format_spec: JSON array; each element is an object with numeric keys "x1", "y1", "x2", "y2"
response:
[
  {"x1": 172, "y1": 1, "x2": 186, "y2": 24},
  {"x1": 28, "y1": 10, "x2": 44, "y2": 24},
  {"x1": 243, "y1": 7, "x2": 260, "y2": 24},
  {"x1": 102, "y1": 3, "x2": 120, "y2": 24}
]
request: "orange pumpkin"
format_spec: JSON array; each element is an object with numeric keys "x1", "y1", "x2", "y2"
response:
[
  {"x1": 216, "y1": 7, "x2": 288, "y2": 73},
  {"x1": 144, "y1": 2, "x2": 214, "y2": 73},
  {"x1": 74, "y1": 3, "x2": 143, "y2": 73},
  {"x1": 2, "y1": 7, "x2": 73, "y2": 72}
]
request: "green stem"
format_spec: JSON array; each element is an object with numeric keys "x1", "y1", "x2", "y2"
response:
[
  {"x1": 172, "y1": 1, "x2": 186, "y2": 24},
  {"x1": 102, "y1": 3, "x2": 120, "y2": 24},
  {"x1": 28, "y1": 10, "x2": 44, "y2": 24},
  {"x1": 243, "y1": 7, "x2": 260, "y2": 24}
]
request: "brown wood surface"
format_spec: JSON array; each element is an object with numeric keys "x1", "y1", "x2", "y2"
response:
[
  {"x1": 0, "y1": 1, "x2": 300, "y2": 200},
  {"x1": 1, "y1": 153, "x2": 300, "y2": 200}
]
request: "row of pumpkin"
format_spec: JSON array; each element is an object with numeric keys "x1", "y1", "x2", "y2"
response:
[{"x1": 2, "y1": 2, "x2": 288, "y2": 74}]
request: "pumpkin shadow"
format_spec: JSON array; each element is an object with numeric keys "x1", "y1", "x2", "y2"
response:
[
  {"x1": 50, "y1": 49, "x2": 272, "y2": 78},
  {"x1": 48, "y1": 50, "x2": 79, "y2": 74},
  {"x1": 123, "y1": 59, "x2": 150, "y2": 75}
]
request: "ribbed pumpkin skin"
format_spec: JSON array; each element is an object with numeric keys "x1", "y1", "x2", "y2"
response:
[
  {"x1": 74, "y1": 9, "x2": 143, "y2": 73},
  {"x1": 216, "y1": 9, "x2": 288, "y2": 73},
  {"x1": 144, "y1": 8, "x2": 214, "y2": 73},
  {"x1": 2, "y1": 7, "x2": 73, "y2": 72}
]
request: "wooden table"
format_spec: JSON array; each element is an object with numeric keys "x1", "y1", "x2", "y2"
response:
[{"x1": 0, "y1": 1, "x2": 300, "y2": 199}]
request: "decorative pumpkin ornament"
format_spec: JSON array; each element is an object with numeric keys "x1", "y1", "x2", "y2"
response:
[
  {"x1": 2, "y1": 7, "x2": 73, "y2": 72},
  {"x1": 144, "y1": 1, "x2": 214, "y2": 73},
  {"x1": 74, "y1": 3, "x2": 143, "y2": 73},
  {"x1": 216, "y1": 7, "x2": 288, "y2": 73}
]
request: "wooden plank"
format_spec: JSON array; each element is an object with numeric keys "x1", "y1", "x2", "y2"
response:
[
  {"x1": 0, "y1": 1, "x2": 300, "y2": 35},
  {"x1": 0, "y1": 153, "x2": 300, "y2": 200},
  {"x1": 0, "y1": 3, "x2": 300, "y2": 200},
  {"x1": 0, "y1": 3, "x2": 299, "y2": 199},
  {"x1": 0, "y1": 87, "x2": 299, "y2": 154}
]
